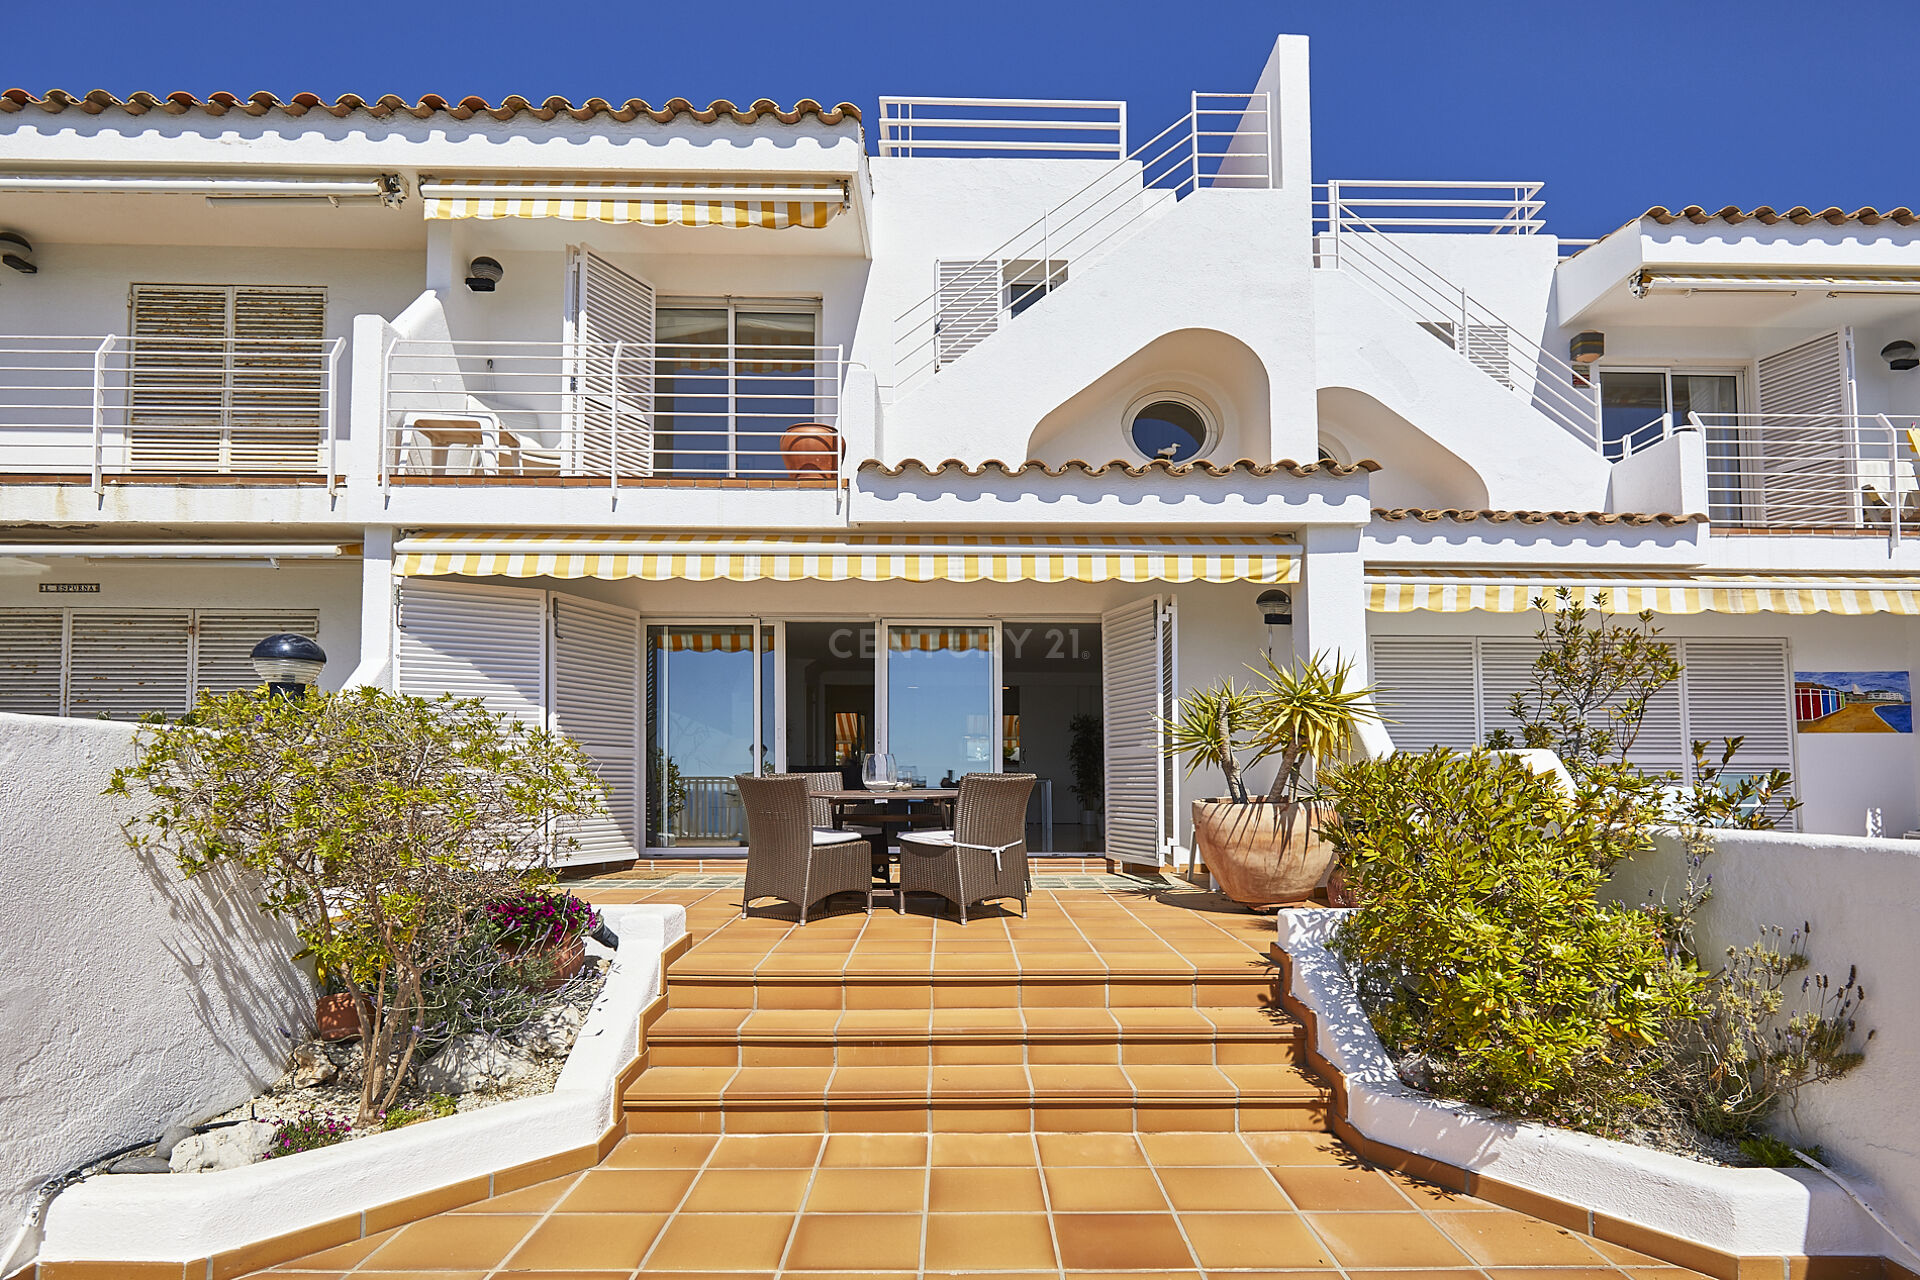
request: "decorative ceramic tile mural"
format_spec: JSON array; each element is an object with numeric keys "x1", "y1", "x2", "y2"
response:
[{"x1": 1793, "y1": 671, "x2": 1912, "y2": 733}]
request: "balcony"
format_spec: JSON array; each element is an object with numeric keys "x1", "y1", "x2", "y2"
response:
[
  {"x1": 380, "y1": 338, "x2": 848, "y2": 487},
  {"x1": 1680, "y1": 412, "x2": 1920, "y2": 536},
  {"x1": 0, "y1": 334, "x2": 343, "y2": 488}
]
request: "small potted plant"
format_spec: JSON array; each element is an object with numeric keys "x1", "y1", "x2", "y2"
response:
[
  {"x1": 1068, "y1": 713, "x2": 1104, "y2": 842},
  {"x1": 1163, "y1": 651, "x2": 1377, "y2": 909},
  {"x1": 485, "y1": 889, "x2": 599, "y2": 991}
]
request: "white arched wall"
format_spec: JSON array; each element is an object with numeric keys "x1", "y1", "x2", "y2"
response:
[
  {"x1": 1318, "y1": 386, "x2": 1490, "y2": 510},
  {"x1": 1026, "y1": 328, "x2": 1272, "y2": 464}
]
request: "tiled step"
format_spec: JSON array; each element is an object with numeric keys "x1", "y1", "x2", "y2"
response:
[
  {"x1": 622, "y1": 1061, "x2": 1330, "y2": 1135},
  {"x1": 664, "y1": 963, "x2": 1279, "y2": 1013},
  {"x1": 647, "y1": 1004, "x2": 1305, "y2": 1068}
]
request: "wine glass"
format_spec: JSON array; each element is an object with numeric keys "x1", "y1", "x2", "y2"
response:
[{"x1": 861, "y1": 752, "x2": 899, "y2": 792}]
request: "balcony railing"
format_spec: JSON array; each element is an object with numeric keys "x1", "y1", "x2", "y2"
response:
[
  {"x1": 877, "y1": 97, "x2": 1128, "y2": 159},
  {"x1": 1686, "y1": 412, "x2": 1920, "y2": 538},
  {"x1": 381, "y1": 338, "x2": 847, "y2": 485},
  {"x1": 1313, "y1": 180, "x2": 1546, "y2": 235},
  {"x1": 0, "y1": 334, "x2": 343, "y2": 490}
]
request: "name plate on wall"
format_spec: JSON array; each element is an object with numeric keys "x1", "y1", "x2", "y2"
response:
[{"x1": 38, "y1": 583, "x2": 101, "y2": 593}]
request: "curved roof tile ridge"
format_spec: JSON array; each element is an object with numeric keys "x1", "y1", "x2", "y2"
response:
[
  {"x1": 1372, "y1": 507, "x2": 1704, "y2": 526},
  {"x1": 0, "y1": 88, "x2": 860, "y2": 125},
  {"x1": 1643, "y1": 204, "x2": 1918, "y2": 227},
  {"x1": 859, "y1": 456, "x2": 1381, "y2": 479}
]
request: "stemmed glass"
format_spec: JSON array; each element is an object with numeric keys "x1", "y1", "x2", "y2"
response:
[{"x1": 861, "y1": 752, "x2": 901, "y2": 792}]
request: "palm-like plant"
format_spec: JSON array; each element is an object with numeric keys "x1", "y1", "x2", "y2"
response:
[{"x1": 1163, "y1": 651, "x2": 1379, "y2": 806}]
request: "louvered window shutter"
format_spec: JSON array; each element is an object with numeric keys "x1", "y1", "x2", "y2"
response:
[
  {"x1": 0, "y1": 611, "x2": 68, "y2": 714},
  {"x1": 395, "y1": 580, "x2": 548, "y2": 726},
  {"x1": 567, "y1": 247, "x2": 655, "y2": 477},
  {"x1": 193, "y1": 610, "x2": 323, "y2": 696},
  {"x1": 67, "y1": 611, "x2": 194, "y2": 720},
  {"x1": 1101, "y1": 595, "x2": 1172, "y2": 866},
  {"x1": 1680, "y1": 638, "x2": 1796, "y2": 825},
  {"x1": 550, "y1": 593, "x2": 644, "y2": 863},
  {"x1": 1754, "y1": 330, "x2": 1856, "y2": 526},
  {"x1": 129, "y1": 285, "x2": 231, "y2": 471},
  {"x1": 935, "y1": 260, "x2": 1002, "y2": 368},
  {"x1": 1464, "y1": 325, "x2": 1513, "y2": 388},
  {"x1": 1369, "y1": 637, "x2": 1480, "y2": 750},
  {"x1": 228, "y1": 287, "x2": 328, "y2": 472}
]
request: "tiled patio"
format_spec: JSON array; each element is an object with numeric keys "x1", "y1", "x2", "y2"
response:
[{"x1": 242, "y1": 876, "x2": 1715, "y2": 1280}]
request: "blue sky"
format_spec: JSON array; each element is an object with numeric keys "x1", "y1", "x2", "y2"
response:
[{"x1": 9, "y1": 0, "x2": 1912, "y2": 239}]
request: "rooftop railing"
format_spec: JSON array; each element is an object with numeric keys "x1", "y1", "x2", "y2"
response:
[
  {"x1": 1312, "y1": 181, "x2": 1546, "y2": 235},
  {"x1": 381, "y1": 338, "x2": 847, "y2": 487},
  {"x1": 877, "y1": 97, "x2": 1128, "y2": 159},
  {"x1": 0, "y1": 334, "x2": 343, "y2": 491}
]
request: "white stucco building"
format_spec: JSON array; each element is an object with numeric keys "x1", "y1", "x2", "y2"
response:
[{"x1": 4, "y1": 34, "x2": 1918, "y2": 858}]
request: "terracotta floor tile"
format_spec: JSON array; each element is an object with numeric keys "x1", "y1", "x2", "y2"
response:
[
  {"x1": 681, "y1": 1167, "x2": 815, "y2": 1213},
  {"x1": 806, "y1": 1167, "x2": 927, "y2": 1213},
  {"x1": 264, "y1": 1228, "x2": 398, "y2": 1269},
  {"x1": 555, "y1": 1167, "x2": 697, "y2": 1213},
  {"x1": 827, "y1": 1065, "x2": 930, "y2": 1099},
  {"x1": 817, "y1": 1133, "x2": 927, "y2": 1168},
  {"x1": 604, "y1": 1133, "x2": 720, "y2": 1168},
  {"x1": 1431, "y1": 1211, "x2": 1610, "y2": 1267},
  {"x1": 1052, "y1": 1212, "x2": 1195, "y2": 1271},
  {"x1": 351, "y1": 1272, "x2": 490, "y2": 1280},
  {"x1": 927, "y1": 1165, "x2": 1048, "y2": 1212},
  {"x1": 360, "y1": 1213, "x2": 540, "y2": 1270},
  {"x1": 1037, "y1": 1132, "x2": 1148, "y2": 1165},
  {"x1": 1061, "y1": 1271, "x2": 1202, "y2": 1280},
  {"x1": 1241, "y1": 1130, "x2": 1356, "y2": 1165},
  {"x1": 1044, "y1": 1165, "x2": 1171, "y2": 1211},
  {"x1": 707, "y1": 1134, "x2": 823, "y2": 1168},
  {"x1": 1138, "y1": 1132, "x2": 1260, "y2": 1166},
  {"x1": 1180, "y1": 1211, "x2": 1336, "y2": 1270},
  {"x1": 1304, "y1": 1211, "x2": 1477, "y2": 1269},
  {"x1": 643, "y1": 1212, "x2": 795, "y2": 1271},
  {"x1": 1157, "y1": 1165, "x2": 1295, "y2": 1212},
  {"x1": 930, "y1": 1132, "x2": 1037, "y2": 1166},
  {"x1": 1383, "y1": 1170, "x2": 1491, "y2": 1209},
  {"x1": 1483, "y1": 1270, "x2": 1627, "y2": 1280},
  {"x1": 784, "y1": 1212, "x2": 924, "y2": 1271},
  {"x1": 503, "y1": 1211, "x2": 668, "y2": 1270},
  {"x1": 1342, "y1": 1272, "x2": 1498, "y2": 1280},
  {"x1": 924, "y1": 1212, "x2": 1058, "y2": 1270},
  {"x1": 1587, "y1": 1240, "x2": 1675, "y2": 1267},
  {"x1": 1272, "y1": 1165, "x2": 1417, "y2": 1211}
]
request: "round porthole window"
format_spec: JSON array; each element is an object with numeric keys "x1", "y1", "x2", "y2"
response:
[{"x1": 1127, "y1": 393, "x2": 1214, "y2": 463}]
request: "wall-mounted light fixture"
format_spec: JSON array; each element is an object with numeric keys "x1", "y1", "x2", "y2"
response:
[
  {"x1": 464, "y1": 256, "x2": 503, "y2": 292},
  {"x1": 0, "y1": 232, "x2": 35, "y2": 274},
  {"x1": 1881, "y1": 340, "x2": 1918, "y2": 372},
  {"x1": 1257, "y1": 588, "x2": 1292, "y2": 627},
  {"x1": 1569, "y1": 331, "x2": 1604, "y2": 364}
]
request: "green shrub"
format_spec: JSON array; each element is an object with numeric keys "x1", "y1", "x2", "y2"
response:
[
  {"x1": 1327, "y1": 749, "x2": 1701, "y2": 1131},
  {"x1": 381, "y1": 1093, "x2": 458, "y2": 1131},
  {"x1": 268, "y1": 1111, "x2": 353, "y2": 1158}
]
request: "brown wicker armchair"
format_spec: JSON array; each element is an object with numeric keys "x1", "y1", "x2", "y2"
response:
[
  {"x1": 736, "y1": 773, "x2": 872, "y2": 923},
  {"x1": 897, "y1": 772, "x2": 1036, "y2": 923}
]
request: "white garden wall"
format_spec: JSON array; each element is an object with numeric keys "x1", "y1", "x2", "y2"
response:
[{"x1": 0, "y1": 714, "x2": 310, "y2": 1265}]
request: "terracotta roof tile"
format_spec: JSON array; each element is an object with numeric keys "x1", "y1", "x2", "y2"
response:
[
  {"x1": 860, "y1": 456, "x2": 1379, "y2": 480},
  {"x1": 0, "y1": 89, "x2": 858, "y2": 125},
  {"x1": 1642, "y1": 205, "x2": 1919, "y2": 227},
  {"x1": 1373, "y1": 507, "x2": 1703, "y2": 526}
]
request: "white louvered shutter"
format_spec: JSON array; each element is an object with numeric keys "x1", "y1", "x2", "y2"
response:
[
  {"x1": 549, "y1": 593, "x2": 644, "y2": 864},
  {"x1": 193, "y1": 610, "x2": 323, "y2": 696},
  {"x1": 1102, "y1": 594, "x2": 1172, "y2": 866},
  {"x1": 129, "y1": 285, "x2": 230, "y2": 472},
  {"x1": 395, "y1": 580, "x2": 548, "y2": 726},
  {"x1": 0, "y1": 611, "x2": 68, "y2": 715},
  {"x1": 1681, "y1": 639, "x2": 1796, "y2": 825},
  {"x1": 566, "y1": 246, "x2": 655, "y2": 477},
  {"x1": 1755, "y1": 330, "x2": 1856, "y2": 527},
  {"x1": 1475, "y1": 639, "x2": 1541, "y2": 747},
  {"x1": 935, "y1": 259, "x2": 1002, "y2": 369},
  {"x1": 228, "y1": 287, "x2": 328, "y2": 472},
  {"x1": 1465, "y1": 325, "x2": 1514, "y2": 388},
  {"x1": 67, "y1": 611, "x2": 193, "y2": 719},
  {"x1": 1368, "y1": 637, "x2": 1479, "y2": 750}
]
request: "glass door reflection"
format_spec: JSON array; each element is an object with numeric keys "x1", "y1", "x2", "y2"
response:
[
  {"x1": 646, "y1": 623, "x2": 775, "y2": 846},
  {"x1": 881, "y1": 623, "x2": 999, "y2": 789}
]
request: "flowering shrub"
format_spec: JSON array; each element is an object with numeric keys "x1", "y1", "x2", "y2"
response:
[
  {"x1": 267, "y1": 1110, "x2": 353, "y2": 1158},
  {"x1": 486, "y1": 890, "x2": 599, "y2": 949}
]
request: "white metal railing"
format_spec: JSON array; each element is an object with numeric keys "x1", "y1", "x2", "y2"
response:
[
  {"x1": 1675, "y1": 412, "x2": 1920, "y2": 539},
  {"x1": 0, "y1": 334, "x2": 342, "y2": 491},
  {"x1": 1314, "y1": 189, "x2": 1603, "y2": 449},
  {"x1": 891, "y1": 91, "x2": 1270, "y2": 390},
  {"x1": 1312, "y1": 180, "x2": 1545, "y2": 234},
  {"x1": 878, "y1": 97, "x2": 1128, "y2": 159},
  {"x1": 669, "y1": 776, "x2": 746, "y2": 843},
  {"x1": 381, "y1": 338, "x2": 846, "y2": 485}
]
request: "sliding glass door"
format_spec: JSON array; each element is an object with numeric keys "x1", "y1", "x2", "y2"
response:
[
  {"x1": 645, "y1": 623, "x2": 777, "y2": 846},
  {"x1": 880, "y1": 623, "x2": 1000, "y2": 788}
]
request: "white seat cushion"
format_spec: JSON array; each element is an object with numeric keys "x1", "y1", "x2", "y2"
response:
[
  {"x1": 811, "y1": 828, "x2": 866, "y2": 846},
  {"x1": 900, "y1": 830, "x2": 954, "y2": 847}
]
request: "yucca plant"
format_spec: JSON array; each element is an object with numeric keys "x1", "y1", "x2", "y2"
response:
[{"x1": 1163, "y1": 651, "x2": 1379, "y2": 805}]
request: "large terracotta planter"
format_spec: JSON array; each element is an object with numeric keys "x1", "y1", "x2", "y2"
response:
[
  {"x1": 315, "y1": 991, "x2": 362, "y2": 1041},
  {"x1": 778, "y1": 422, "x2": 842, "y2": 476},
  {"x1": 501, "y1": 933, "x2": 587, "y2": 992},
  {"x1": 1190, "y1": 799, "x2": 1334, "y2": 908}
]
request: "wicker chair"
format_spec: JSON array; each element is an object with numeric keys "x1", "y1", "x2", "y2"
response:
[
  {"x1": 736, "y1": 773, "x2": 872, "y2": 923},
  {"x1": 897, "y1": 772, "x2": 1036, "y2": 923}
]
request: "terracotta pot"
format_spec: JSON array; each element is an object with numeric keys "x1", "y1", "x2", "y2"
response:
[
  {"x1": 501, "y1": 933, "x2": 587, "y2": 992},
  {"x1": 1189, "y1": 799, "x2": 1335, "y2": 908},
  {"x1": 778, "y1": 422, "x2": 842, "y2": 476},
  {"x1": 1326, "y1": 863, "x2": 1359, "y2": 908},
  {"x1": 315, "y1": 991, "x2": 362, "y2": 1042}
]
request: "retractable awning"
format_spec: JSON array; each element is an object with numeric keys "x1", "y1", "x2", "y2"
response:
[
  {"x1": 1633, "y1": 268, "x2": 1920, "y2": 297},
  {"x1": 394, "y1": 533, "x2": 1299, "y2": 584},
  {"x1": 419, "y1": 178, "x2": 848, "y2": 228},
  {"x1": 1368, "y1": 570, "x2": 1920, "y2": 615}
]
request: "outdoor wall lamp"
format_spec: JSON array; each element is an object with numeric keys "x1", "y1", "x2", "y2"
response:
[
  {"x1": 1881, "y1": 340, "x2": 1918, "y2": 371},
  {"x1": 1569, "y1": 331, "x2": 1604, "y2": 363},
  {"x1": 1257, "y1": 588, "x2": 1293, "y2": 627},
  {"x1": 0, "y1": 231, "x2": 35, "y2": 274},
  {"x1": 465, "y1": 256, "x2": 504, "y2": 292},
  {"x1": 251, "y1": 633, "x2": 327, "y2": 699}
]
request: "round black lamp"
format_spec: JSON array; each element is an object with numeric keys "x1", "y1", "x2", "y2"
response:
[
  {"x1": 251, "y1": 633, "x2": 327, "y2": 699},
  {"x1": 1881, "y1": 340, "x2": 1918, "y2": 372},
  {"x1": 1257, "y1": 588, "x2": 1293, "y2": 627}
]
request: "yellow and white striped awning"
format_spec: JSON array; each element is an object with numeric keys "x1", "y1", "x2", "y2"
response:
[
  {"x1": 420, "y1": 179, "x2": 847, "y2": 229},
  {"x1": 1369, "y1": 570, "x2": 1920, "y2": 615},
  {"x1": 888, "y1": 626, "x2": 994, "y2": 652},
  {"x1": 394, "y1": 533, "x2": 1299, "y2": 585},
  {"x1": 651, "y1": 627, "x2": 758, "y2": 652},
  {"x1": 1633, "y1": 268, "x2": 1920, "y2": 297}
]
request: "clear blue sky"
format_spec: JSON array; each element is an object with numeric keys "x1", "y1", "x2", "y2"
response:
[{"x1": 9, "y1": 0, "x2": 1912, "y2": 240}]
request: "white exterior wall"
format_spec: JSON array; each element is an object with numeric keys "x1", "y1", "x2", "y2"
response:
[{"x1": 0, "y1": 715, "x2": 310, "y2": 1258}]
